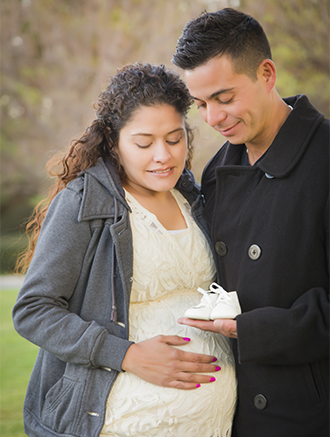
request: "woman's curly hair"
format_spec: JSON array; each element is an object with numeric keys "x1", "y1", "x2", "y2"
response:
[{"x1": 16, "y1": 62, "x2": 194, "y2": 272}]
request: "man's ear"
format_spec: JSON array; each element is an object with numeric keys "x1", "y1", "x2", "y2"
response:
[{"x1": 258, "y1": 59, "x2": 276, "y2": 91}]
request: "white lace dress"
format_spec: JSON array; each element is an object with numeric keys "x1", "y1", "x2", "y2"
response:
[{"x1": 100, "y1": 189, "x2": 237, "y2": 437}]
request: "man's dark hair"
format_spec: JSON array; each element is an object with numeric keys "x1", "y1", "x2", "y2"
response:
[{"x1": 172, "y1": 8, "x2": 272, "y2": 79}]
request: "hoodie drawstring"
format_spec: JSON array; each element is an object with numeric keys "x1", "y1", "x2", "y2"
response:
[{"x1": 110, "y1": 196, "x2": 118, "y2": 323}]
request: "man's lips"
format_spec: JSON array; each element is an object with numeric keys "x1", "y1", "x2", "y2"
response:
[{"x1": 218, "y1": 121, "x2": 240, "y2": 135}]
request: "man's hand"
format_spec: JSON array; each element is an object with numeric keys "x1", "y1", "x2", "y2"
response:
[{"x1": 177, "y1": 317, "x2": 237, "y2": 338}]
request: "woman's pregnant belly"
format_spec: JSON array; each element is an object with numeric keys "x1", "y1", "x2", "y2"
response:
[{"x1": 101, "y1": 289, "x2": 237, "y2": 437}]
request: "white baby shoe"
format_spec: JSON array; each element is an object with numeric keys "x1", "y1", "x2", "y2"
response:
[{"x1": 184, "y1": 282, "x2": 241, "y2": 320}]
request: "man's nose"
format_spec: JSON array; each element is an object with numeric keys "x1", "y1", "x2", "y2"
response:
[{"x1": 205, "y1": 106, "x2": 227, "y2": 128}]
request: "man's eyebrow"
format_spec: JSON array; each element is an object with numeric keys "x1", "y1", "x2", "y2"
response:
[{"x1": 190, "y1": 88, "x2": 235, "y2": 101}]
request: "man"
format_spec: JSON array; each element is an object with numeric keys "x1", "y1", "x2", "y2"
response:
[{"x1": 173, "y1": 8, "x2": 329, "y2": 437}]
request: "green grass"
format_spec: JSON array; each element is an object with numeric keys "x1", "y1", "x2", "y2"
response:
[{"x1": 0, "y1": 290, "x2": 38, "y2": 437}]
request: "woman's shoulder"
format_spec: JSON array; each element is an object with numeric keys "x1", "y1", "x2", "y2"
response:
[
  {"x1": 44, "y1": 180, "x2": 86, "y2": 229},
  {"x1": 47, "y1": 177, "x2": 85, "y2": 217},
  {"x1": 66, "y1": 177, "x2": 85, "y2": 194}
]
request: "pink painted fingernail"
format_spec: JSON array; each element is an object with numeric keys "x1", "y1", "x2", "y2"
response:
[
  {"x1": 183, "y1": 337, "x2": 191, "y2": 341},
  {"x1": 215, "y1": 366, "x2": 221, "y2": 371},
  {"x1": 196, "y1": 384, "x2": 201, "y2": 388},
  {"x1": 210, "y1": 377, "x2": 216, "y2": 382},
  {"x1": 212, "y1": 357, "x2": 217, "y2": 362}
]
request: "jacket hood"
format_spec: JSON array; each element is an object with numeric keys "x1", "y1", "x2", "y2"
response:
[
  {"x1": 74, "y1": 157, "x2": 199, "y2": 222},
  {"x1": 76, "y1": 158, "x2": 127, "y2": 222}
]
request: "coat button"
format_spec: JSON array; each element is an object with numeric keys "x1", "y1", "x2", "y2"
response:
[
  {"x1": 254, "y1": 394, "x2": 267, "y2": 410},
  {"x1": 215, "y1": 241, "x2": 227, "y2": 256},
  {"x1": 248, "y1": 244, "x2": 261, "y2": 260}
]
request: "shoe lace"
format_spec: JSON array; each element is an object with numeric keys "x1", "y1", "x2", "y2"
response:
[
  {"x1": 196, "y1": 287, "x2": 217, "y2": 308},
  {"x1": 209, "y1": 282, "x2": 234, "y2": 304}
]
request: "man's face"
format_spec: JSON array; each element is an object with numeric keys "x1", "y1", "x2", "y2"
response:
[{"x1": 184, "y1": 55, "x2": 271, "y2": 149}]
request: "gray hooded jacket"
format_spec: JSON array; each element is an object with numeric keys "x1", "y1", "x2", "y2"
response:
[{"x1": 13, "y1": 157, "x2": 213, "y2": 437}]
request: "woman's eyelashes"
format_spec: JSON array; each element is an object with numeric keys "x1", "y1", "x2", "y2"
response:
[
  {"x1": 136, "y1": 142, "x2": 152, "y2": 149},
  {"x1": 135, "y1": 134, "x2": 183, "y2": 148},
  {"x1": 166, "y1": 136, "x2": 182, "y2": 145}
]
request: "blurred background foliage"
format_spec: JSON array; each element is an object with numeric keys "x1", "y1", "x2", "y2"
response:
[{"x1": 1, "y1": 0, "x2": 329, "y2": 273}]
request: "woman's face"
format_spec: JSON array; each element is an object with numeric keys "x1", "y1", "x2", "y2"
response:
[{"x1": 116, "y1": 104, "x2": 188, "y2": 196}]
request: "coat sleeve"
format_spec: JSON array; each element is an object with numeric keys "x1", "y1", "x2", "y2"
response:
[
  {"x1": 236, "y1": 286, "x2": 329, "y2": 366},
  {"x1": 12, "y1": 186, "x2": 133, "y2": 372},
  {"x1": 237, "y1": 196, "x2": 329, "y2": 366}
]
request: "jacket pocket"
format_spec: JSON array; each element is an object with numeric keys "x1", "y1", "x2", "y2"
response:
[
  {"x1": 41, "y1": 375, "x2": 85, "y2": 434},
  {"x1": 303, "y1": 361, "x2": 327, "y2": 407}
]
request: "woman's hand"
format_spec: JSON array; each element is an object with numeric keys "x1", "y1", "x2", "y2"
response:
[{"x1": 121, "y1": 335, "x2": 220, "y2": 390}]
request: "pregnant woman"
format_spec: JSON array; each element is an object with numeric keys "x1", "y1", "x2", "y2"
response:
[{"x1": 13, "y1": 62, "x2": 236, "y2": 437}]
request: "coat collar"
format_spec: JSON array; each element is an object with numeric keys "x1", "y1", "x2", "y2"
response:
[
  {"x1": 258, "y1": 95, "x2": 324, "y2": 177},
  {"x1": 76, "y1": 158, "x2": 199, "y2": 222},
  {"x1": 218, "y1": 95, "x2": 324, "y2": 178}
]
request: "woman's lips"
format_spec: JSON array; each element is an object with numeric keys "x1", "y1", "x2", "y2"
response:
[{"x1": 147, "y1": 167, "x2": 174, "y2": 174}]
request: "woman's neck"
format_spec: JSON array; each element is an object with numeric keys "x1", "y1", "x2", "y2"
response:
[{"x1": 124, "y1": 184, "x2": 187, "y2": 231}]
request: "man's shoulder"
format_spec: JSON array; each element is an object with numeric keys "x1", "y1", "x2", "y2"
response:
[
  {"x1": 204, "y1": 141, "x2": 230, "y2": 175},
  {"x1": 312, "y1": 118, "x2": 330, "y2": 155},
  {"x1": 203, "y1": 142, "x2": 244, "y2": 180},
  {"x1": 211, "y1": 142, "x2": 231, "y2": 163},
  {"x1": 318, "y1": 116, "x2": 330, "y2": 135}
]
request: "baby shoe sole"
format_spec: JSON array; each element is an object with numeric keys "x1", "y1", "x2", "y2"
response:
[
  {"x1": 184, "y1": 309, "x2": 211, "y2": 320},
  {"x1": 210, "y1": 308, "x2": 240, "y2": 320}
]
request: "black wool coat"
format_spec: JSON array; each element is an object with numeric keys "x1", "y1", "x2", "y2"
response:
[{"x1": 201, "y1": 95, "x2": 329, "y2": 437}]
